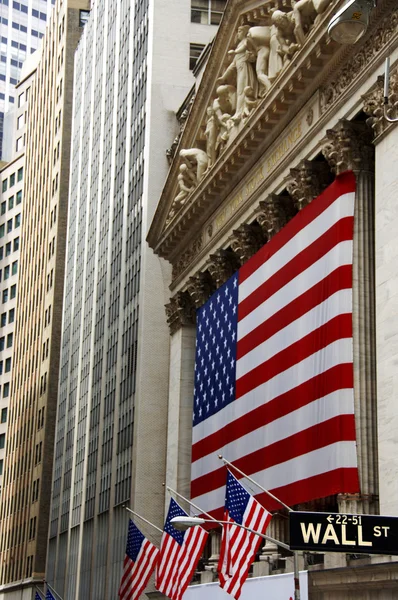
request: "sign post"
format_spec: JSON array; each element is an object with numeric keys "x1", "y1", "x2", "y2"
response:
[{"x1": 290, "y1": 512, "x2": 398, "y2": 555}]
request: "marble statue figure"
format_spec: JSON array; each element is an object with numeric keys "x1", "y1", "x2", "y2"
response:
[
  {"x1": 291, "y1": 0, "x2": 330, "y2": 46},
  {"x1": 269, "y1": 10, "x2": 300, "y2": 79},
  {"x1": 180, "y1": 148, "x2": 209, "y2": 183},
  {"x1": 246, "y1": 26, "x2": 272, "y2": 95}
]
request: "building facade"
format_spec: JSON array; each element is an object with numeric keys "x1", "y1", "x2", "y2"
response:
[
  {"x1": 148, "y1": 0, "x2": 398, "y2": 598},
  {"x1": 0, "y1": 0, "x2": 55, "y2": 159},
  {"x1": 46, "y1": 1, "x2": 223, "y2": 599},
  {"x1": 0, "y1": 1, "x2": 89, "y2": 598}
]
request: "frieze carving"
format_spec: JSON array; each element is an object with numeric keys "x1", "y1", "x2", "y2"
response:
[
  {"x1": 286, "y1": 159, "x2": 331, "y2": 210},
  {"x1": 320, "y1": 7, "x2": 398, "y2": 115},
  {"x1": 186, "y1": 272, "x2": 216, "y2": 309},
  {"x1": 362, "y1": 70, "x2": 398, "y2": 139},
  {"x1": 322, "y1": 119, "x2": 374, "y2": 175},
  {"x1": 256, "y1": 193, "x2": 296, "y2": 239},
  {"x1": 166, "y1": 0, "x2": 333, "y2": 225},
  {"x1": 229, "y1": 223, "x2": 265, "y2": 263},
  {"x1": 172, "y1": 235, "x2": 203, "y2": 281},
  {"x1": 165, "y1": 291, "x2": 196, "y2": 335},
  {"x1": 207, "y1": 249, "x2": 241, "y2": 287}
]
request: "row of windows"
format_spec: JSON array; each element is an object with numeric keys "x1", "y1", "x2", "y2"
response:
[
  {"x1": 0, "y1": 333, "x2": 12, "y2": 350},
  {"x1": 191, "y1": 0, "x2": 226, "y2": 25},
  {"x1": 0, "y1": 214, "x2": 21, "y2": 236},
  {"x1": 0, "y1": 260, "x2": 18, "y2": 281},
  {"x1": 1, "y1": 308, "x2": 14, "y2": 326},
  {"x1": 0, "y1": 237, "x2": 20, "y2": 259},
  {"x1": 1, "y1": 191, "x2": 22, "y2": 214},
  {"x1": 2, "y1": 167, "x2": 22, "y2": 191},
  {"x1": 2, "y1": 285, "x2": 16, "y2": 303},
  {"x1": 0, "y1": 357, "x2": 11, "y2": 374}
]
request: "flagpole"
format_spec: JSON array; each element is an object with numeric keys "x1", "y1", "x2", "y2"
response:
[
  {"x1": 122, "y1": 505, "x2": 163, "y2": 534},
  {"x1": 218, "y1": 456, "x2": 300, "y2": 600},
  {"x1": 218, "y1": 455, "x2": 293, "y2": 513},
  {"x1": 44, "y1": 581, "x2": 64, "y2": 600},
  {"x1": 166, "y1": 485, "x2": 219, "y2": 523}
]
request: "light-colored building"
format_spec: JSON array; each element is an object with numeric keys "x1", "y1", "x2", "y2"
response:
[
  {"x1": 0, "y1": 0, "x2": 55, "y2": 159},
  {"x1": 46, "y1": 1, "x2": 224, "y2": 599},
  {"x1": 148, "y1": 0, "x2": 398, "y2": 598},
  {"x1": 0, "y1": 1, "x2": 89, "y2": 599}
]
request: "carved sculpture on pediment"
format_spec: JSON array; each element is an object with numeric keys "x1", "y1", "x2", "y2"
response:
[
  {"x1": 180, "y1": 148, "x2": 209, "y2": 183},
  {"x1": 362, "y1": 70, "x2": 398, "y2": 139},
  {"x1": 166, "y1": 291, "x2": 196, "y2": 335},
  {"x1": 269, "y1": 10, "x2": 300, "y2": 79},
  {"x1": 257, "y1": 194, "x2": 295, "y2": 239},
  {"x1": 167, "y1": 164, "x2": 196, "y2": 224},
  {"x1": 291, "y1": 0, "x2": 330, "y2": 46},
  {"x1": 207, "y1": 249, "x2": 241, "y2": 287},
  {"x1": 287, "y1": 159, "x2": 331, "y2": 210},
  {"x1": 217, "y1": 25, "x2": 258, "y2": 122},
  {"x1": 246, "y1": 26, "x2": 272, "y2": 96},
  {"x1": 230, "y1": 223, "x2": 265, "y2": 263}
]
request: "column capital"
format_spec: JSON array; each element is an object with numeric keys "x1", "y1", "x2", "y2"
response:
[
  {"x1": 286, "y1": 159, "x2": 331, "y2": 211},
  {"x1": 165, "y1": 291, "x2": 196, "y2": 335},
  {"x1": 186, "y1": 271, "x2": 215, "y2": 309},
  {"x1": 362, "y1": 70, "x2": 398, "y2": 140},
  {"x1": 256, "y1": 194, "x2": 295, "y2": 240},
  {"x1": 229, "y1": 223, "x2": 265, "y2": 264},
  {"x1": 322, "y1": 119, "x2": 374, "y2": 175},
  {"x1": 207, "y1": 249, "x2": 240, "y2": 287}
]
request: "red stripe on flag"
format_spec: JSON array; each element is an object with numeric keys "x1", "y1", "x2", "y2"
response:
[
  {"x1": 191, "y1": 415, "x2": 356, "y2": 499},
  {"x1": 239, "y1": 172, "x2": 356, "y2": 284}
]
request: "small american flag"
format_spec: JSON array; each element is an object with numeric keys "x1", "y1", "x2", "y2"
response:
[
  {"x1": 218, "y1": 470, "x2": 271, "y2": 599},
  {"x1": 35, "y1": 593, "x2": 43, "y2": 600},
  {"x1": 155, "y1": 498, "x2": 208, "y2": 600},
  {"x1": 45, "y1": 590, "x2": 56, "y2": 600},
  {"x1": 191, "y1": 171, "x2": 360, "y2": 515},
  {"x1": 118, "y1": 520, "x2": 160, "y2": 600}
]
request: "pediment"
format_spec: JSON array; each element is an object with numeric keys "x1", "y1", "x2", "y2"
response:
[{"x1": 147, "y1": 0, "x2": 342, "y2": 261}]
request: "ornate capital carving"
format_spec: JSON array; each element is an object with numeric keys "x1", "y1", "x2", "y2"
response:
[
  {"x1": 286, "y1": 159, "x2": 331, "y2": 210},
  {"x1": 257, "y1": 194, "x2": 295, "y2": 239},
  {"x1": 172, "y1": 235, "x2": 203, "y2": 282},
  {"x1": 322, "y1": 119, "x2": 374, "y2": 175},
  {"x1": 207, "y1": 249, "x2": 240, "y2": 287},
  {"x1": 362, "y1": 70, "x2": 398, "y2": 139},
  {"x1": 229, "y1": 223, "x2": 265, "y2": 264},
  {"x1": 165, "y1": 291, "x2": 196, "y2": 335},
  {"x1": 186, "y1": 271, "x2": 215, "y2": 309}
]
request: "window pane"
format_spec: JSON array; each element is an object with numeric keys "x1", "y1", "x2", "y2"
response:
[
  {"x1": 8, "y1": 196, "x2": 14, "y2": 209},
  {"x1": 1, "y1": 407, "x2": 7, "y2": 422},
  {"x1": 2, "y1": 180, "x2": 7, "y2": 192},
  {"x1": 10, "y1": 285, "x2": 16, "y2": 299},
  {"x1": 17, "y1": 167, "x2": 23, "y2": 181},
  {"x1": 13, "y1": 238, "x2": 19, "y2": 251},
  {"x1": 0, "y1": 313, "x2": 5, "y2": 327},
  {"x1": 15, "y1": 214, "x2": 21, "y2": 228},
  {"x1": 5, "y1": 243, "x2": 11, "y2": 256},
  {"x1": 6, "y1": 333, "x2": 12, "y2": 347},
  {"x1": 2, "y1": 290, "x2": 8, "y2": 303},
  {"x1": 0, "y1": 433, "x2": 5, "y2": 449},
  {"x1": 16, "y1": 190, "x2": 22, "y2": 204},
  {"x1": 7, "y1": 219, "x2": 12, "y2": 233},
  {"x1": 4, "y1": 266, "x2": 9, "y2": 279},
  {"x1": 5, "y1": 357, "x2": 11, "y2": 372},
  {"x1": 8, "y1": 308, "x2": 14, "y2": 323},
  {"x1": 1, "y1": 202, "x2": 5, "y2": 215},
  {"x1": 12, "y1": 261, "x2": 17, "y2": 275},
  {"x1": 9, "y1": 173, "x2": 15, "y2": 187}
]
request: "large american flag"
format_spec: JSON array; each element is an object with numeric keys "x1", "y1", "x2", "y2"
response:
[
  {"x1": 155, "y1": 498, "x2": 208, "y2": 600},
  {"x1": 218, "y1": 471, "x2": 271, "y2": 599},
  {"x1": 118, "y1": 520, "x2": 159, "y2": 600},
  {"x1": 191, "y1": 171, "x2": 360, "y2": 515}
]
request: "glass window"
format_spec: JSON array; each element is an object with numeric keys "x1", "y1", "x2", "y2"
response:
[
  {"x1": 16, "y1": 136, "x2": 23, "y2": 152},
  {"x1": 10, "y1": 285, "x2": 16, "y2": 299},
  {"x1": 189, "y1": 43, "x2": 205, "y2": 70},
  {"x1": 9, "y1": 173, "x2": 15, "y2": 187},
  {"x1": 18, "y1": 91, "x2": 25, "y2": 107},
  {"x1": 4, "y1": 266, "x2": 9, "y2": 279},
  {"x1": 17, "y1": 114, "x2": 24, "y2": 129},
  {"x1": 0, "y1": 313, "x2": 6, "y2": 326},
  {"x1": 15, "y1": 214, "x2": 21, "y2": 228},
  {"x1": 2, "y1": 382, "x2": 9, "y2": 397},
  {"x1": 7, "y1": 219, "x2": 12, "y2": 233},
  {"x1": 1, "y1": 202, "x2": 5, "y2": 215},
  {"x1": 12, "y1": 261, "x2": 17, "y2": 275},
  {"x1": 13, "y1": 238, "x2": 19, "y2": 251},
  {"x1": 0, "y1": 225, "x2": 4, "y2": 238},
  {"x1": 5, "y1": 243, "x2": 11, "y2": 256},
  {"x1": 0, "y1": 433, "x2": 5, "y2": 449},
  {"x1": 0, "y1": 407, "x2": 6, "y2": 422},
  {"x1": 0, "y1": 459, "x2": 3, "y2": 475},
  {"x1": 8, "y1": 196, "x2": 14, "y2": 209},
  {"x1": 16, "y1": 190, "x2": 22, "y2": 204},
  {"x1": 2, "y1": 180, "x2": 7, "y2": 192},
  {"x1": 8, "y1": 308, "x2": 14, "y2": 323},
  {"x1": 17, "y1": 167, "x2": 23, "y2": 181},
  {"x1": 5, "y1": 357, "x2": 11, "y2": 372},
  {"x1": 79, "y1": 9, "x2": 90, "y2": 26},
  {"x1": 0, "y1": 247, "x2": 3, "y2": 260},
  {"x1": 2, "y1": 289, "x2": 8, "y2": 303},
  {"x1": 0, "y1": 361, "x2": 2, "y2": 375},
  {"x1": 6, "y1": 333, "x2": 12, "y2": 348},
  {"x1": 0, "y1": 337, "x2": 4, "y2": 350}
]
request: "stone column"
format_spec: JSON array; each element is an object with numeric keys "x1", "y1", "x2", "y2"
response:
[
  {"x1": 322, "y1": 119, "x2": 378, "y2": 516},
  {"x1": 164, "y1": 292, "x2": 196, "y2": 503}
]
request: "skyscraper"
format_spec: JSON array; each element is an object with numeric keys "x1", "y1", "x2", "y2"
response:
[
  {"x1": 0, "y1": 0, "x2": 55, "y2": 159},
  {"x1": 0, "y1": 1, "x2": 90, "y2": 598},
  {"x1": 46, "y1": 1, "x2": 223, "y2": 598}
]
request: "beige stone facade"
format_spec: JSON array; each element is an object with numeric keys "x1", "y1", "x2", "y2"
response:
[
  {"x1": 148, "y1": 0, "x2": 398, "y2": 597},
  {"x1": 0, "y1": 1, "x2": 89, "y2": 598}
]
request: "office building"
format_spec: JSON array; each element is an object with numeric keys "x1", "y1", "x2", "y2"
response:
[
  {"x1": 0, "y1": 0, "x2": 55, "y2": 159},
  {"x1": 46, "y1": 1, "x2": 223, "y2": 599},
  {"x1": 0, "y1": 1, "x2": 89, "y2": 599}
]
